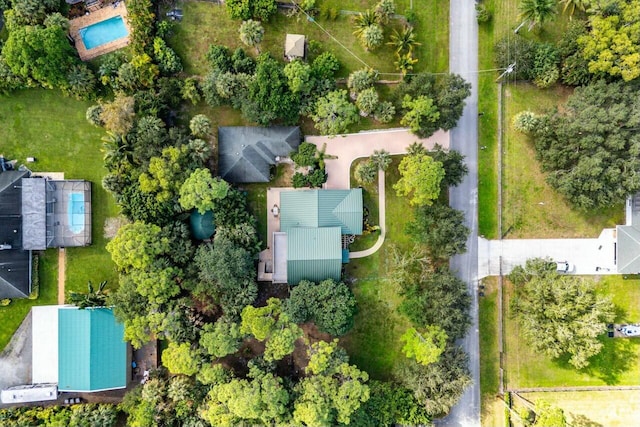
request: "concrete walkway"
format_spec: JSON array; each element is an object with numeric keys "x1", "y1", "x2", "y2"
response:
[
  {"x1": 349, "y1": 171, "x2": 385, "y2": 258},
  {"x1": 306, "y1": 128, "x2": 450, "y2": 258},
  {"x1": 478, "y1": 229, "x2": 618, "y2": 278},
  {"x1": 307, "y1": 128, "x2": 449, "y2": 190},
  {"x1": 0, "y1": 312, "x2": 32, "y2": 403},
  {"x1": 58, "y1": 248, "x2": 66, "y2": 305}
]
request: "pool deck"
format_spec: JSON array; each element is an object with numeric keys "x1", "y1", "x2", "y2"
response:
[{"x1": 69, "y1": 2, "x2": 131, "y2": 61}]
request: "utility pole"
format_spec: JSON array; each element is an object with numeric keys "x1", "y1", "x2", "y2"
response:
[{"x1": 496, "y1": 63, "x2": 516, "y2": 82}]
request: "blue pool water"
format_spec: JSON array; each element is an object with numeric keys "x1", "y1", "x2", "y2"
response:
[
  {"x1": 68, "y1": 193, "x2": 85, "y2": 234},
  {"x1": 79, "y1": 16, "x2": 128, "y2": 50}
]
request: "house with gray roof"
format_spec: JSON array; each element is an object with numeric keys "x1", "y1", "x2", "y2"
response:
[
  {"x1": 0, "y1": 169, "x2": 91, "y2": 299},
  {"x1": 218, "y1": 127, "x2": 301, "y2": 183},
  {"x1": 272, "y1": 189, "x2": 362, "y2": 284},
  {"x1": 616, "y1": 193, "x2": 640, "y2": 274}
]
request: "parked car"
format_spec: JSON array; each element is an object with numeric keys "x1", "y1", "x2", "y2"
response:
[
  {"x1": 556, "y1": 261, "x2": 574, "y2": 273},
  {"x1": 167, "y1": 9, "x2": 183, "y2": 21}
]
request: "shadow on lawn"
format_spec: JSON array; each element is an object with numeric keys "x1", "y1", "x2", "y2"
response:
[
  {"x1": 552, "y1": 336, "x2": 639, "y2": 385},
  {"x1": 570, "y1": 413, "x2": 603, "y2": 427}
]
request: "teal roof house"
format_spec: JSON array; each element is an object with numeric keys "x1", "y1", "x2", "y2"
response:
[
  {"x1": 272, "y1": 189, "x2": 362, "y2": 284},
  {"x1": 32, "y1": 306, "x2": 127, "y2": 392}
]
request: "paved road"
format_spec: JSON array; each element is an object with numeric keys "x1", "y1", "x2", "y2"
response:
[
  {"x1": 478, "y1": 229, "x2": 618, "y2": 278},
  {"x1": 440, "y1": 1, "x2": 481, "y2": 426}
]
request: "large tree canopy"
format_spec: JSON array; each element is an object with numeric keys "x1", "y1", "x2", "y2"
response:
[
  {"x1": 283, "y1": 279, "x2": 357, "y2": 336},
  {"x1": 394, "y1": 153, "x2": 445, "y2": 206},
  {"x1": 532, "y1": 80, "x2": 640, "y2": 210},
  {"x1": 579, "y1": 0, "x2": 640, "y2": 82},
  {"x1": 509, "y1": 258, "x2": 616, "y2": 369}
]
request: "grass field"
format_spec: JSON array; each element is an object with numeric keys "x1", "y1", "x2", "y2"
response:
[
  {"x1": 479, "y1": 277, "x2": 504, "y2": 426},
  {"x1": 477, "y1": 1, "x2": 601, "y2": 238},
  {"x1": 340, "y1": 156, "x2": 414, "y2": 379},
  {"x1": 169, "y1": 0, "x2": 448, "y2": 77},
  {"x1": 504, "y1": 275, "x2": 640, "y2": 388},
  {"x1": 501, "y1": 84, "x2": 623, "y2": 238},
  {"x1": 0, "y1": 89, "x2": 119, "y2": 340},
  {"x1": 0, "y1": 251, "x2": 57, "y2": 351},
  {"x1": 520, "y1": 390, "x2": 640, "y2": 427}
]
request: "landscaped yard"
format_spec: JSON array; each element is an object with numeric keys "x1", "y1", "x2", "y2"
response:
[
  {"x1": 504, "y1": 275, "x2": 640, "y2": 388},
  {"x1": 349, "y1": 158, "x2": 380, "y2": 252},
  {"x1": 169, "y1": 0, "x2": 448, "y2": 77},
  {"x1": 0, "y1": 89, "x2": 119, "y2": 349},
  {"x1": 477, "y1": 0, "x2": 615, "y2": 238},
  {"x1": 340, "y1": 156, "x2": 414, "y2": 379}
]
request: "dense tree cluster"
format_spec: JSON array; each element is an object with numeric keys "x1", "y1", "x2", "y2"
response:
[
  {"x1": 530, "y1": 80, "x2": 640, "y2": 209},
  {"x1": 0, "y1": 404, "x2": 118, "y2": 427},
  {"x1": 509, "y1": 258, "x2": 616, "y2": 369}
]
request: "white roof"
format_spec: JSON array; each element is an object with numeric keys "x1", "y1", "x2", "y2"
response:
[
  {"x1": 621, "y1": 325, "x2": 640, "y2": 336},
  {"x1": 285, "y1": 34, "x2": 305, "y2": 58},
  {"x1": 31, "y1": 306, "x2": 61, "y2": 384},
  {"x1": 272, "y1": 232, "x2": 288, "y2": 283},
  {"x1": 1, "y1": 384, "x2": 58, "y2": 404}
]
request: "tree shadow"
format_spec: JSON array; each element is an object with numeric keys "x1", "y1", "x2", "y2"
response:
[
  {"x1": 550, "y1": 336, "x2": 639, "y2": 385},
  {"x1": 570, "y1": 413, "x2": 603, "y2": 427}
]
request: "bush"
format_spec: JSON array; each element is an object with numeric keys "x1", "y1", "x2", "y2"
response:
[
  {"x1": 355, "y1": 160, "x2": 378, "y2": 185},
  {"x1": 86, "y1": 104, "x2": 104, "y2": 127},
  {"x1": 356, "y1": 87, "x2": 379, "y2": 116},
  {"x1": 476, "y1": 3, "x2": 491, "y2": 23},
  {"x1": 0, "y1": 299, "x2": 11, "y2": 306},
  {"x1": 494, "y1": 36, "x2": 537, "y2": 81},
  {"x1": 292, "y1": 172, "x2": 309, "y2": 188},
  {"x1": 374, "y1": 101, "x2": 396, "y2": 123},
  {"x1": 28, "y1": 253, "x2": 39, "y2": 300},
  {"x1": 347, "y1": 68, "x2": 378, "y2": 95},
  {"x1": 532, "y1": 44, "x2": 559, "y2": 88},
  {"x1": 512, "y1": 111, "x2": 539, "y2": 133}
]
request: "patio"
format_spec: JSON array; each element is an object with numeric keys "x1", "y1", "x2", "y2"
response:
[{"x1": 69, "y1": 2, "x2": 131, "y2": 61}]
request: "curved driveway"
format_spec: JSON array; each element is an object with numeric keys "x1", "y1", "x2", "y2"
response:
[{"x1": 307, "y1": 128, "x2": 450, "y2": 258}]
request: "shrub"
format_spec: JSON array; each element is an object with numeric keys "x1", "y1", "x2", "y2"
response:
[
  {"x1": 86, "y1": 104, "x2": 104, "y2": 127},
  {"x1": 292, "y1": 172, "x2": 309, "y2": 188},
  {"x1": 476, "y1": 3, "x2": 491, "y2": 23},
  {"x1": 355, "y1": 160, "x2": 378, "y2": 185},
  {"x1": 512, "y1": 111, "x2": 539, "y2": 133},
  {"x1": 347, "y1": 68, "x2": 378, "y2": 95},
  {"x1": 28, "y1": 253, "x2": 39, "y2": 300},
  {"x1": 532, "y1": 43, "x2": 560, "y2": 88},
  {"x1": 356, "y1": 87, "x2": 379, "y2": 116},
  {"x1": 374, "y1": 101, "x2": 396, "y2": 123},
  {"x1": 0, "y1": 299, "x2": 11, "y2": 306},
  {"x1": 494, "y1": 37, "x2": 537, "y2": 81}
]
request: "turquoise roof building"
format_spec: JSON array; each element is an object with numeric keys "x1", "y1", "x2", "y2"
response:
[
  {"x1": 58, "y1": 307, "x2": 127, "y2": 392},
  {"x1": 280, "y1": 189, "x2": 363, "y2": 235},
  {"x1": 275, "y1": 189, "x2": 363, "y2": 284}
]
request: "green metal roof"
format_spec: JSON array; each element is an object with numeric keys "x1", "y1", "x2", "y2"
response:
[
  {"x1": 58, "y1": 308, "x2": 127, "y2": 392},
  {"x1": 190, "y1": 210, "x2": 215, "y2": 240},
  {"x1": 287, "y1": 227, "x2": 342, "y2": 284},
  {"x1": 280, "y1": 189, "x2": 363, "y2": 235},
  {"x1": 616, "y1": 225, "x2": 640, "y2": 274}
]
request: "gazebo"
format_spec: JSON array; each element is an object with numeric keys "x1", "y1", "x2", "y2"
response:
[{"x1": 285, "y1": 34, "x2": 306, "y2": 61}]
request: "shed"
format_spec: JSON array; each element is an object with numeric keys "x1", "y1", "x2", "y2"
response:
[
  {"x1": 285, "y1": 34, "x2": 306, "y2": 60},
  {"x1": 218, "y1": 127, "x2": 301, "y2": 183}
]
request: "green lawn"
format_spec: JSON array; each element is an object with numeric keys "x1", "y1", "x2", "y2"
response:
[
  {"x1": 0, "y1": 251, "x2": 58, "y2": 351},
  {"x1": 340, "y1": 156, "x2": 414, "y2": 379},
  {"x1": 504, "y1": 275, "x2": 640, "y2": 388},
  {"x1": 479, "y1": 276, "x2": 505, "y2": 427},
  {"x1": 477, "y1": 0, "x2": 602, "y2": 238},
  {"x1": 0, "y1": 89, "x2": 119, "y2": 332},
  {"x1": 169, "y1": 0, "x2": 448, "y2": 77},
  {"x1": 501, "y1": 84, "x2": 623, "y2": 238}
]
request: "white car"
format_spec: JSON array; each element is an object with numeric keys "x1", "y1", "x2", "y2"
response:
[
  {"x1": 556, "y1": 261, "x2": 574, "y2": 273},
  {"x1": 620, "y1": 325, "x2": 640, "y2": 337}
]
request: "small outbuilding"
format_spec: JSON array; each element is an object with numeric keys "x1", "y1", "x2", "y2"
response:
[{"x1": 285, "y1": 34, "x2": 306, "y2": 61}]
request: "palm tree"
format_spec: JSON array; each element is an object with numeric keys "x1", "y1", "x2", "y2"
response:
[
  {"x1": 239, "y1": 20, "x2": 264, "y2": 53},
  {"x1": 315, "y1": 143, "x2": 338, "y2": 169},
  {"x1": 371, "y1": 149, "x2": 391, "y2": 171},
  {"x1": 560, "y1": 0, "x2": 591, "y2": 17},
  {"x1": 387, "y1": 26, "x2": 422, "y2": 55},
  {"x1": 518, "y1": 0, "x2": 557, "y2": 30},
  {"x1": 394, "y1": 52, "x2": 418, "y2": 76},
  {"x1": 68, "y1": 281, "x2": 109, "y2": 309},
  {"x1": 352, "y1": 9, "x2": 379, "y2": 39}
]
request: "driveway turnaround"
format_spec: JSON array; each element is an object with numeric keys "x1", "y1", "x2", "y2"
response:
[
  {"x1": 306, "y1": 128, "x2": 449, "y2": 190},
  {"x1": 478, "y1": 229, "x2": 618, "y2": 278}
]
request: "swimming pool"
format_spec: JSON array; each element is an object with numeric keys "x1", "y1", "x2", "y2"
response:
[
  {"x1": 68, "y1": 193, "x2": 85, "y2": 234},
  {"x1": 79, "y1": 15, "x2": 128, "y2": 50}
]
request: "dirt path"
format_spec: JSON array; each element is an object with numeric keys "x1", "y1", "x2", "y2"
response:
[{"x1": 57, "y1": 248, "x2": 65, "y2": 305}]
